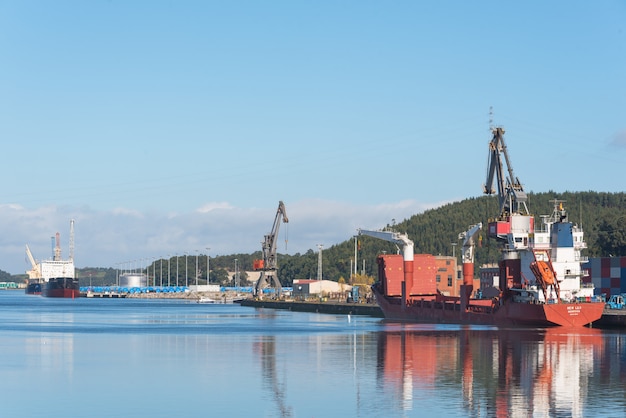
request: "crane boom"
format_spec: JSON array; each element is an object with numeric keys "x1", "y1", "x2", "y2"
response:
[
  {"x1": 483, "y1": 127, "x2": 529, "y2": 219},
  {"x1": 254, "y1": 201, "x2": 289, "y2": 298},
  {"x1": 357, "y1": 229, "x2": 414, "y2": 261},
  {"x1": 457, "y1": 223, "x2": 483, "y2": 312},
  {"x1": 25, "y1": 245, "x2": 42, "y2": 279},
  {"x1": 358, "y1": 228, "x2": 415, "y2": 305},
  {"x1": 25, "y1": 245, "x2": 37, "y2": 268},
  {"x1": 458, "y1": 223, "x2": 482, "y2": 265}
]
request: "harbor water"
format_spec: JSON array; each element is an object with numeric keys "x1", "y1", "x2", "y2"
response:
[{"x1": 1, "y1": 291, "x2": 625, "y2": 418}]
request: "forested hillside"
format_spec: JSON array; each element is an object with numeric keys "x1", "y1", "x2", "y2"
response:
[{"x1": 275, "y1": 191, "x2": 626, "y2": 285}]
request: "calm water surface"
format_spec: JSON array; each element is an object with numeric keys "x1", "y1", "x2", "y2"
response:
[{"x1": 1, "y1": 291, "x2": 625, "y2": 417}]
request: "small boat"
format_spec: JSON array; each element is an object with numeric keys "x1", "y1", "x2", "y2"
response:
[{"x1": 197, "y1": 297, "x2": 216, "y2": 304}]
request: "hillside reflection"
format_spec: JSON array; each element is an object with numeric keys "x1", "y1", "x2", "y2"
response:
[{"x1": 377, "y1": 327, "x2": 606, "y2": 417}]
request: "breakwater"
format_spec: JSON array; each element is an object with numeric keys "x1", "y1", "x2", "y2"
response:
[{"x1": 239, "y1": 298, "x2": 384, "y2": 317}]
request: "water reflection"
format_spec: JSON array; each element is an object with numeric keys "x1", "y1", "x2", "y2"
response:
[
  {"x1": 377, "y1": 326, "x2": 613, "y2": 417},
  {"x1": 255, "y1": 336, "x2": 293, "y2": 417}
]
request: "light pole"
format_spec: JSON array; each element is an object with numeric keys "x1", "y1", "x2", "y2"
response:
[
  {"x1": 206, "y1": 247, "x2": 210, "y2": 285},
  {"x1": 160, "y1": 257, "x2": 163, "y2": 287},
  {"x1": 354, "y1": 234, "x2": 358, "y2": 278},
  {"x1": 185, "y1": 252, "x2": 188, "y2": 287},
  {"x1": 176, "y1": 254, "x2": 179, "y2": 287},
  {"x1": 234, "y1": 258, "x2": 238, "y2": 287},
  {"x1": 317, "y1": 244, "x2": 323, "y2": 281},
  {"x1": 195, "y1": 250, "x2": 199, "y2": 287}
]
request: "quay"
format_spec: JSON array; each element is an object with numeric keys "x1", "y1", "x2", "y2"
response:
[
  {"x1": 238, "y1": 298, "x2": 626, "y2": 328},
  {"x1": 238, "y1": 298, "x2": 384, "y2": 317},
  {"x1": 594, "y1": 309, "x2": 626, "y2": 328},
  {"x1": 86, "y1": 290, "x2": 127, "y2": 298}
]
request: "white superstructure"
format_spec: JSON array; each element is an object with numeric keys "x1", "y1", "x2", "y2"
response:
[{"x1": 25, "y1": 219, "x2": 76, "y2": 282}]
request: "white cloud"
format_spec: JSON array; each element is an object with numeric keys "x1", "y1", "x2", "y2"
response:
[
  {"x1": 0, "y1": 199, "x2": 442, "y2": 275},
  {"x1": 196, "y1": 202, "x2": 234, "y2": 213}
]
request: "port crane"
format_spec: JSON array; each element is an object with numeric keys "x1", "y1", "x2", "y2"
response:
[{"x1": 253, "y1": 201, "x2": 288, "y2": 298}]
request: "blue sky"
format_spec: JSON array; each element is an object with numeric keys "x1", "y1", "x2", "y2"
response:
[{"x1": 0, "y1": 1, "x2": 624, "y2": 275}]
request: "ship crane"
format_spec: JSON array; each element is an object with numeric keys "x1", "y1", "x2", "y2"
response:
[
  {"x1": 358, "y1": 228, "x2": 414, "y2": 304},
  {"x1": 25, "y1": 245, "x2": 42, "y2": 279},
  {"x1": 458, "y1": 223, "x2": 482, "y2": 308},
  {"x1": 253, "y1": 201, "x2": 288, "y2": 298},
  {"x1": 483, "y1": 127, "x2": 531, "y2": 242}
]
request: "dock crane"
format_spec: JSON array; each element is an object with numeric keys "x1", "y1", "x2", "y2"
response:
[
  {"x1": 253, "y1": 201, "x2": 288, "y2": 298},
  {"x1": 358, "y1": 228, "x2": 414, "y2": 304}
]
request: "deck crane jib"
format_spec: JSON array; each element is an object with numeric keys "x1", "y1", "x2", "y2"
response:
[
  {"x1": 253, "y1": 201, "x2": 288, "y2": 298},
  {"x1": 458, "y1": 223, "x2": 482, "y2": 307},
  {"x1": 358, "y1": 228, "x2": 415, "y2": 304},
  {"x1": 483, "y1": 127, "x2": 533, "y2": 245},
  {"x1": 25, "y1": 245, "x2": 42, "y2": 279}
]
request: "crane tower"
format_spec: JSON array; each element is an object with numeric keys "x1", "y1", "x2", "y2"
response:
[{"x1": 253, "y1": 201, "x2": 288, "y2": 298}]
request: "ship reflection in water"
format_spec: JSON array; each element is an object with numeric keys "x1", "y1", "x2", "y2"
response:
[{"x1": 377, "y1": 326, "x2": 612, "y2": 417}]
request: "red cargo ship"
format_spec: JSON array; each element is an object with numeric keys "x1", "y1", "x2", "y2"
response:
[{"x1": 367, "y1": 127, "x2": 604, "y2": 327}]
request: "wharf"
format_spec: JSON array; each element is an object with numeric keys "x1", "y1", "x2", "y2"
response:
[
  {"x1": 238, "y1": 299, "x2": 626, "y2": 329},
  {"x1": 85, "y1": 291, "x2": 127, "y2": 298},
  {"x1": 238, "y1": 298, "x2": 384, "y2": 317},
  {"x1": 594, "y1": 309, "x2": 626, "y2": 328}
]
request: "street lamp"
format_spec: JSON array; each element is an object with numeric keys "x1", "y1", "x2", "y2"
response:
[
  {"x1": 160, "y1": 257, "x2": 163, "y2": 287},
  {"x1": 234, "y1": 258, "x2": 238, "y2": 287},
  {"x1": 195, "y1": 250, "x2": 199, "y2": 287},
  {"x1": 206, "y1": 247, "x2": 210, "y2": 285},
  {"x1": 185, "y1": 252, "x2": 188, "y2": 287}
]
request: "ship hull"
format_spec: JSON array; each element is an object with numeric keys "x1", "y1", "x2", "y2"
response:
[
  {"x1": 25, "y1": 282, "x2": 42, "y2": 295},
  {"x1": 372, "y1": 284, "x2": 604, "y2": 328},
  {"x1": 42, "y1": 277, "x2": 80, "y2": 298}
]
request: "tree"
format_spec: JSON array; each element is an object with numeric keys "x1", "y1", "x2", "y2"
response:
[{"x1": 597, "y1": 215, "x2": 626, "y2": 257}]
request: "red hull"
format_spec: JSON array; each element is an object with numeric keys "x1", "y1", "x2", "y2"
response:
[
  {"x1": 43, "y1": 288, "x2": 80, "y2": 298},
  {"x1": 372, "y1": 284, "x2": 604, "y2": 327},
  {"x1": 42, "y1": 277, "x2": 80, "y2": 298}
]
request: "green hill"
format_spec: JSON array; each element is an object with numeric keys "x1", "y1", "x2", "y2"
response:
[{"x1": 275, "y1": 191, "x2": 626, "y2": 284}]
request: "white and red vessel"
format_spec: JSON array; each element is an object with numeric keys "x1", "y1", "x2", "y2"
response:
[
  {"x1": 368, "y1": 127, "x2": 604, "y2": 327},
  {"x1": 25, "y1": 220, "x2": 79, "y2": 298}
]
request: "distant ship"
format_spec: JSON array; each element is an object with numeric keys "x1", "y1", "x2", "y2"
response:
[
  {"x1": 24, "y1": 280, "x2": 42, "y2": 295},
  {"x1": 25, "y1": 220, "x2": 79, "y2": 298}
]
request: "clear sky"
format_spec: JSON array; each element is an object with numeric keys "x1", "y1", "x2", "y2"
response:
[{"x1": 1, "y1": 1, "x2": 625, "y2": 275}]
